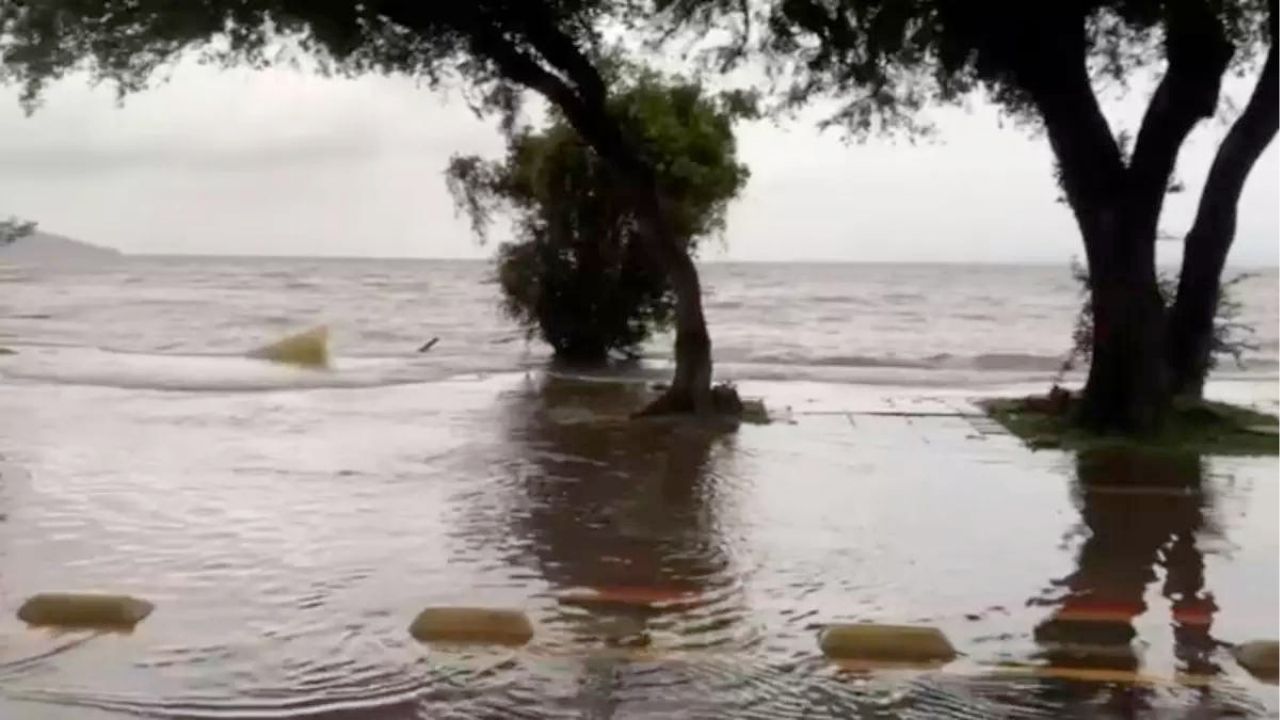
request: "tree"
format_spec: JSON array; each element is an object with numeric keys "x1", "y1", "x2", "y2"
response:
[
  {"x1": 670, "y1": 0, "x2": 1272, "y2": 433},
  {"x1": 1166, "y1": 5, "x2": 1277, "y2": 399},
  {"x1": 1058, "y1": 258, "x2": 1258, "y2": 389},
  {"x1": 0, "y1": 0, "x2": 726, "y2": 414},
  {"x1": 447, "y1": 72, "x2": 752, "y2": 363},
  {"x1": 0, "y1": 217, "x2": 36, "y2": 245}
]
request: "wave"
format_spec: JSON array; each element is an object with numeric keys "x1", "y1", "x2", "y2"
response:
[
  {"x1": 0, "y1": 346, "x2": 511, "y2": 393},
  {"x1": 3, "y1": 342, "x2": 1272, "y2": 394},
  {"x1": 969, "y1": 352, "x2": 1064, "y2": 371}
]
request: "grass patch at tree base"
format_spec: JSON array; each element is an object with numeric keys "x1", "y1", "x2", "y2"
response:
[{"x1": 981, "y1": 391, "x2": 1278, "y2": 456}]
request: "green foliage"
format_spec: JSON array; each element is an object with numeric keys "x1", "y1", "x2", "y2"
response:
[
  {"x1": 1055, "y1": 258, "x2": 1259, "y2": 383},
  {"x1": 657, "y1": 1, "x2": 1271, "y2": 138},
  {"x1": 985, "y1": 395, "x2": 1278, "y2": 456},
  {"x1": 446, "y1": 72, "x2": 752, "y2": 360},
  {"x1": 0, "y1": 217, "x2": 36, "y2": 245},
  {"x1": 1, "y1": 2, "x2": 619, "y2": 120}
]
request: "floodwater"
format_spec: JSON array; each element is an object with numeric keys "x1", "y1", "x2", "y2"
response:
[{"x1": 0, "y1": 258, "x2": 1277, "y2": 718}]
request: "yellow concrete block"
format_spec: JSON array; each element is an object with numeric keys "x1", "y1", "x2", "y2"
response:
[
  {"x1": 18, "y1": 593, "x2": 153, "y2": 630},
  {"x1": 408, "y1": 607, "x2": 533, "y2": 646},
  {"x1": 248, "y1": 326, "x2": 329, "y2": 368},
  {"x1": 819, "y1": 623, "x2": 957, "y2": 664},
  {"x1": 1233, "y1": 640, "x2": 1278, "y2": 683}
]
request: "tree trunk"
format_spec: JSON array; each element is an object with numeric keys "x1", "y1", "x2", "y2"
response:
[
  {"x1": 1166, "y1": 41, "x2": 1278, "y2": 398},
  {"x1": 450, "y1": 17, "x2": 717, "y2": 415},
  {"x1": 1022, "y1": 57, "x2": 1172, "y2": 434},
  {"x1": 1078, "y1": 214, "x2": 1170, "y2": 433},
  {"x1": 1014, "y1": 3, "x2": 1230, "y2": 434},
  {"x1": 630, "y1": 188, "x2": 715, "y2": 416}
]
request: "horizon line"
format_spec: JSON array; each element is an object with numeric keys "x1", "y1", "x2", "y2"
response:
[{"x1": 121, "y1": 252, "x2": 1280, "y2": 269}]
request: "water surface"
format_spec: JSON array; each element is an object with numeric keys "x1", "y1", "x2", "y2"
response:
[{"x1": 0, "y1": 259, "x2": 1276, "y2": 718}]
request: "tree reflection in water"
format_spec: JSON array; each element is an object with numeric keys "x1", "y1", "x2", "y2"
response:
[
  {"x1": 1028, "y1": 449, "x2": 1242, "y2": 717},
  {"x1": 500, "y1": 375, "x2": 747, "y2": 716}
]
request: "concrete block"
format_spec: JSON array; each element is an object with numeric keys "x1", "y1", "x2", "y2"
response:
[
  {"x1": 819, "y1": 623, "x2": 956, "y2": 664},
  {"x1": 408, "y1": 607, "x2": 533, "y2": 646},
  {"x1": 18, "y1": 593, "x2": 153, "y2": 630},
  {"x1": 1234, "y1": 640, "x2": 1278, "y2": 683},
  {"x1": 248, "y1": 326, "x2": 329, "y2": 368}
]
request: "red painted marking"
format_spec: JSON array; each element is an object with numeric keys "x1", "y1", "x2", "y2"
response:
[
  {"x1": 1048, "y1": 598, "x2": 1216, "y2": 626},
  {"x1": 1171, "y1": 602, "x2": 1216, "y2": 627},
  {"x1": 1053, "y1": 600, "x2": 1146, "y2": 623}
]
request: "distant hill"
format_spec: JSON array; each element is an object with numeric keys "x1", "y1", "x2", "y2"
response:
[{"x1": 0, "y1": 230, "x2": 122, "y2": 264}]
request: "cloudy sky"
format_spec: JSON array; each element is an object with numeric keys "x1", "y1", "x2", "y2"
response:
[{"x1": 1, "y1": 59, "x2": 1275, "y2": 265}]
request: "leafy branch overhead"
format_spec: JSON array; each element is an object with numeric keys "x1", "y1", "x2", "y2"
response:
[
  {"x1": 651, "y1": 0, "x2": 1271, "y2": 137},
  {"x1": 2, "y1": 2, "x2": 623, "y2": 121}
]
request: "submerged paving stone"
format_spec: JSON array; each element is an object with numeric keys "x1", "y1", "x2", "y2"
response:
[
  {"x1": 408, "y1": 607, "x2": 533, "y2": 646},
  {"x1": 819, "y1": 623, "x2": 957, "y2": 664},
  {"x1": 1233, "y1": 640, "x2": 1278, "y2": 683},
  {"x1": 18, "y1": 593, "x2": 153, "y2": 630}
]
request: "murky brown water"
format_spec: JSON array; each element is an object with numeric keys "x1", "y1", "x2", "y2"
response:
[{"x1": 0, "y1": 372, "x2": 1275, "y2": 719}]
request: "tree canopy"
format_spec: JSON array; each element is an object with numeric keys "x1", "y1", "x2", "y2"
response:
[
  {"x1": 447, "y1": 72, "x2": 753, "y2": 361},
  {"x1": 0, "y1": 1, "x2": 677, "y2": 183},
  {"x1": 2, "y1": 2, "x2": 589, "y2": 106},
  {"x1": 660, "y1": 0, "x2": 1271, "y2": 133}
]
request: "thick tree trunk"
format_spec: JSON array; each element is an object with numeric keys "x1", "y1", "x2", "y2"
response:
[
  {"x1": 1024, "y1": 61, "x2": 1172, "y2": 434},
  {"x1": 1078, "y1": 216, "x2": 1170, "y2": 433},
  {"x1": 1166, "y1": 42, "x2": 1278, "y2": 398},
  {"x1": 1015, "y1": 3, "x2": 1229, "y2": 434}
]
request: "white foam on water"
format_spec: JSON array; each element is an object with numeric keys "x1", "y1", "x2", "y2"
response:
[{"x1": 0, "y1": 345, "x2": 455, "y2": 392}]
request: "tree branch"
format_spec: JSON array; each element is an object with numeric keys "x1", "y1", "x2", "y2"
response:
[
  {"x1": 504, "y1": 3, "x2": 608, "y2": 108},
  {"x1": 1127, "y1": 0, "x2": 1232, "y2": 219},
  {"x1": 1017, "y1": 14, "x2": 1125, "y2": 216}
]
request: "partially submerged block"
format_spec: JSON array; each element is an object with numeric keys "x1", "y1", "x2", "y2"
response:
[
  {"x1": 1233, "y1": 640, "x2": 1278, "y2": 683},
  {"x1": 18, "y1": 593, "x2": 153, "y2": 630},
  {"x1": 248, "y1": 325, "x2": 329, "y2": 368},
  {"x1": 740, "y1": 398, "x2": 770, "y2": 425},
  {"x1": 819, "y1": 623, "x2": 957, "y2": 664},
  {"x1": 408, "y1": 607, "x2": 533, "y2": 646}
]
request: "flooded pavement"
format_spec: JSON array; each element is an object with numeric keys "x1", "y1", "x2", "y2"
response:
[{"x1": 0, "y1": 374, "x2": 1275, "y2": 719}]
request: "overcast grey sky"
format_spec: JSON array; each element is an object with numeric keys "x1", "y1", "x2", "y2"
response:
[{"x1": 1, "y1": 60, "x2": 1275, "y2": 264}]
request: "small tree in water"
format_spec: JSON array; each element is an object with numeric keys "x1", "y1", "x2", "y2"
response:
[
  {"x1": 447, "y1": 72, "x2": 753, "y2": 363},
  {"x1": 0, "y1": 217, "x2": 36, "y2": 246}
]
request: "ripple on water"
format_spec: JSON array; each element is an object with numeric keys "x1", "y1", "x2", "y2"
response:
[{"x1": 0, "y1": 373, "x2": 1276, "y2": 719}]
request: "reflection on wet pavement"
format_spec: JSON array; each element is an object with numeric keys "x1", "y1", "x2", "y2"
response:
[
  {"x1": 0, "y1": 374, "x2": 1275, "y2": 718},
  {"x1": 1022, "y1": 450, "x2": 1265, "y2": 717}
]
